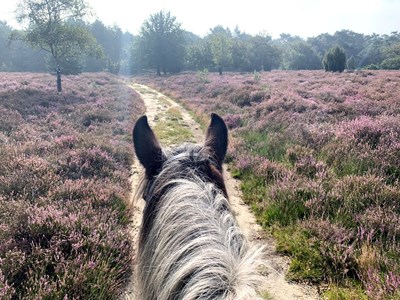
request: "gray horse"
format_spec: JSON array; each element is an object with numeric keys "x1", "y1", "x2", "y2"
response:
[{"x1": 133, "y1": 113, "x2": 263, "y2": 300}]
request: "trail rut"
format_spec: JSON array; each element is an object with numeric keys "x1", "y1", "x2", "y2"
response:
[{"x1": 123, "y1": 84, "x2": 320, "y2": 300}]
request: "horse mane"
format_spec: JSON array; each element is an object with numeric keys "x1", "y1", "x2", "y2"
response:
[{"x1": 135, "y1": 144, "x2": 264, "y2": 300}]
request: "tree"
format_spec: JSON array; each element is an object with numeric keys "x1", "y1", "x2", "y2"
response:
[
  {"x1": 358, "y1": 34, "x2": 386, "y2": 68},
  {"x1": 118, "y1": 31, "x2": 136, "y2": 74},
  {"x1": 284, "y1": 40, "x2": 321, "y2": 70},
  {"x1": 347, "y1": 55, "x2": 356, "y2": 70},
  {"x1": 137, "y1": 10, "x2": 185, "y2": 75},
  {"x1": 186, "y1": 39, "x2": 214, "y2": 71},
  {"x1": 230, "y1": 28, "x2": 252, "y2": 72},
  {"x1": 380, "y1": 39, "x2": 400, "y2": 70},
  {"x1": 0, "y1": 21, "x2": 15, "y2": 71},
  {"x1": 12, "y1": 0, "x2": 101, "y2": 91},
  {"x1": 231, "y1": 37, "x2": 250, "y2": 72},
  {"x1": 1, "y1": 20, "x2": 47, "y2": 72},
  {"x1": 85, "y1": 20, "x2": 132, "y2": 74},
  {"x1": 323, "y1": 46, "x2": 346, "y2": 72},
  {"x1": 207, "y1": 26, "x2": 233, "y2": 75},
  {"x1": 249, "y1": 33, "x2": 281, "y2": 71},
  {"x1": 333, "y1": 30, "x2": 365, "y2": 61},
  {"x1": 381, "y1": 56, "x2": 400, "y2": 69}
]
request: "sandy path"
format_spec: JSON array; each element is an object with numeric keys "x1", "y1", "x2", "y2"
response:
[{"x1": 123, "y1": 84, "x2": 320, "y2": 300}]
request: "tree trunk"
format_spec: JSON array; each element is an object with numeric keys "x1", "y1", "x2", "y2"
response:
[
  {"x1": 56, "y1": 66, "x2": 62, "y2": 93},
  {"x1": 218, "y1": 66, "x2": 223, "y2": 75},
  {"x1": 156, "y1": 65, "x2": 161, "y2": 76}
]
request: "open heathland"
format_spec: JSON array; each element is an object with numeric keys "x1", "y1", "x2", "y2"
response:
[
  {"x1": 136, "y1": 70, "x2": 400, "y2": 299},
  {"x1": 0, "y1": 72, "x2": 144, "y2": 299}
]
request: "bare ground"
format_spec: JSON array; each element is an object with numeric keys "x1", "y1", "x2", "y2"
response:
[{"x1": 123, "y1": 84, "x2": 320, "y2": 300}]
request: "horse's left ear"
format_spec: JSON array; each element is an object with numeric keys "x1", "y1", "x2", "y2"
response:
[
  {"x1": 205, "y1": 113, "x2": 228, "y2": 167},
  {"x1": 133, "y1": 115, "x2": 164, "y2": 177}
]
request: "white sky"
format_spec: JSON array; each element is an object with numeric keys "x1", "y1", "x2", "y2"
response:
[{"x1": 1, "y1": 0, "x2": 399, "y2": 38}]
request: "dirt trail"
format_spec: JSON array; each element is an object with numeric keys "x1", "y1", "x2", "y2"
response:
[{"x1": 123, "y1": 84, "x2": 320, "y2": 300}]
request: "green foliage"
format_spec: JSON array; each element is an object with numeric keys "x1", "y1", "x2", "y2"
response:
[
  {"x1": 363, "y1": 64, "x2": 380, "y2": 70},
  {"x1": 309, "y1": 30, "x2": 365, "y2": 65},
  {"x1": 186, "y1": 28, "x2": 281, "y2": 73},
  {"x1": 380, "y1": 56, "x2": 400, "y2": 70},
  {"x1": 13, "y1": 0, "x2": 102, "y2": 75},
  {"x1": 240, "y1": 173, "x2": 268, "y2": 207},
  {"x1": 231, "y1": 35, "x2": 252, "y2": 72},
  {"x1": 197, "y1": 68, "x2": 210, "y2": 83},
  {"x1": 137, "y1": 10, "x2": 185, "y2": 75},
  {"x1": 284, "y1": 40, "x2": 322, "y2": 70},
  {"x1": 250, "y1": 33, "x2": 281, "y2": 71},
  {"x1": 4, "y1": 11, "x2": 400, "y2": 74},
  {"x1": 357, "y1": 33, "x2": 399, "y2": 68},
  {"x1": 186, "y1": 40, "x2": 214, "y2": 71},
  {"x1": 85, "y1": 20, "x2": 134, "y2": 74},
  {"x1": 323, "y1": 284, "x2": 368, "y2": 300},
  {"x1": 45, "y1": 37, "x2": 87, "y2": 75},
  {"x1": 347, "y1": 55, "x2": 356, "y2": 70},
  {"x1": 4, "y1": 16, "x2": 135, "y2": 74},
  {"x1": 323, "y1": 46, "x2": 346, "y2": 72},
  {"x1": 183, "y1": 28, "x2": 400, "y2": 72},
  {"x1": 208, "y1": 26, "x2": 233, "y2": 74},
  {"x1": 242, "y1": 131, "x2": 289, "y2": 162},
  {"x1": 0, "y1": 21, "x2": 47, "y2": 72},
  {"x1": 262, "y1": 183, "x2": 313, "y2": 226},
  {"x1": 380, "y1": 42, "x2": 400, "y2": 70},
  {"x1": 274, "y1": 227, "x2": 325, "y2": 282}
]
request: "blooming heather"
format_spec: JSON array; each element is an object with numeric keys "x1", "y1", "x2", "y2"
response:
[
  {"x1": 136, "y1": 70, "x2": 400, "y2": 299},
  {"x1": 0, "y1": 72, "x2": 145, "y2": 299}
]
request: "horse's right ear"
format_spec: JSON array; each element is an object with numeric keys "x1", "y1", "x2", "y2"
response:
[
  {"x1": 133, "y1": 116, "x2": 164, "y2": 176},
  {"x1": 205, "y1": 113, "x2": 228, "y2": 168}
]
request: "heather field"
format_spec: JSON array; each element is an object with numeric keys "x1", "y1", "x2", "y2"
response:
[
  {"x1": 136, "y1": 70, "x2": 400, "y2": 299},
  {"x1": 0, "y1": 72, "x2": 144, "y2": 299}
]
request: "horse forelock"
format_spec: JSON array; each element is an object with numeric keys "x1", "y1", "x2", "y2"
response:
[
  {"x1": 140, "y1": 143, "x2": 226, "y2": 202},
  {"x1": 137, "y1": 143, "x2": 227, "y2": 247}
]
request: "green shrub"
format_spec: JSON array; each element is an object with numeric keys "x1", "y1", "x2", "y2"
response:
[
  {"x1": 363, "y1": 64, "x2": 380, "y2": 70},
  {"x1": 380, "y1": 56, "x2": 400, "y2": 70},
  {"x1": 323, "y1": 46, "x2": 346, "y2": 72},
  {"x1": 274, "y1": 227, "x2": 325, "y2": 282},
  {"x1": 323, "y1": 284, "x2": 368, "y2": 300}
]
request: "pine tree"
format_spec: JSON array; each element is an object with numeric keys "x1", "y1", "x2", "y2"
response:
[{"x1": 323, "y1": 46, "x2": 346, "y2": 72}]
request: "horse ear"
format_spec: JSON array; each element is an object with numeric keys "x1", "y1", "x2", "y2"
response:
[
  {"x1": 133, "y1": 116, "x2": 164, "y2": 176},
  {"x1": 205, "y1": 113, "x2": 228, "y2": 167}
]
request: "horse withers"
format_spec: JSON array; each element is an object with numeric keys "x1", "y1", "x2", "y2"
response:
[{"x1": 133, "y1": 113, "x2": 263, "y2": 300}]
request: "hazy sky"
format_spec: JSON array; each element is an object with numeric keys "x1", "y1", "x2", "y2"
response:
[{"x1": 1, "y1": 0, "x2": 399, "y2": 38}]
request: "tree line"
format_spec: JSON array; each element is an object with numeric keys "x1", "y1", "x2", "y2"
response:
[
  {"x1": 1, "y1": 3, "x2": 400, "y2": 76},
  {"x1": 0, "y1": 19, "x2": 133, "y2": 75}
]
